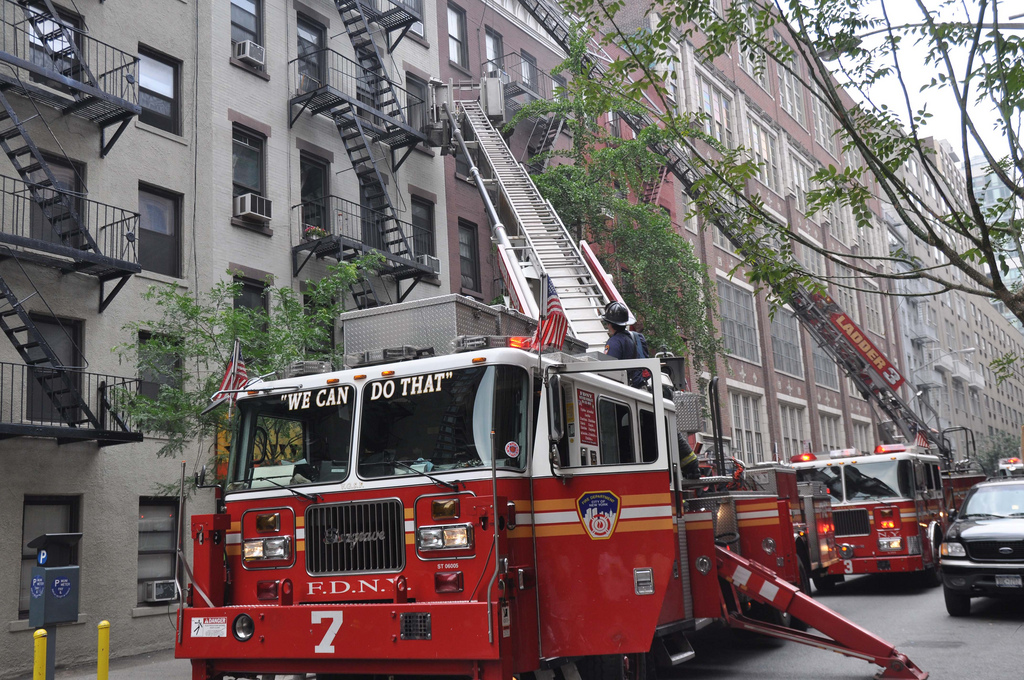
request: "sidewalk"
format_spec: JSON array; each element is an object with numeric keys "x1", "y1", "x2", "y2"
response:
[{"x1": 15, "y1": 649, "x2": 191, "y2": 680}]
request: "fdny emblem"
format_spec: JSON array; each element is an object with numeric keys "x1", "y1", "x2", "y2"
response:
[{"x1": 577, "y1": 491, "x2": 621, "y2": 540}]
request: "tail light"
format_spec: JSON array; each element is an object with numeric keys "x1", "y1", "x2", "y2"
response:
[{"x1": 876, "y1": 506, "x2": 900, "y2": 530}]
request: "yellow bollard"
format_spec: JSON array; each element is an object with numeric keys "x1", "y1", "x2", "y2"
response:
[
  {"x1": 32, "y1": 629, "x2": 47, "y2": 680},
  {"x1": 97, "y1": 620, "x2": 110, "y2": 680}
]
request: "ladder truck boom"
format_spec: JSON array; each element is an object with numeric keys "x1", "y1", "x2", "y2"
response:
[{"x1": 514, "y1": 0, "x2": 948, "y2": 461}]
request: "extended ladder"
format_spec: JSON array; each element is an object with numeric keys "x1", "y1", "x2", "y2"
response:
[
  {"x1": 515, "y1": 0, "x2": 943, "y2": 456},
  {"x1": 457, "y1": 99, "x2": 608, "y2": 349}
]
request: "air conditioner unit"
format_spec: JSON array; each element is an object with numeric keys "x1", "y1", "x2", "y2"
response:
[
  {"x1": 234, "y1": 193, "x2": 272, "y2": 222},
  {"x1": 144, "y1": 580, "x2": 177, "y2": 603},
  {"x1": 417, "y1": 253, "x2": 440, "y2": 274},
  {"x1": 234, "y1": 40, "x2": 265, "y2": 68}
]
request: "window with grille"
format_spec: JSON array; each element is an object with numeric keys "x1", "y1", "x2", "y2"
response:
[
  {"x1": 779, "y1": 404, "x2": 805, "y2": 460},
  {"x1": 138, "y1": 498, "x2": 179, "y2": 605},
  {"x1": 698, "y1": 75, "x2": 733, "y2": 147},
  {"x1": 747, "y1": 117, "x2": 779, "y2": 193},
  {"x1": 812, "y1": 343, "x2": 839, "y2": 390},
  {"x1": 296, "y1": 15, "x2": 325, "y2": 91},
  {"x1": 819, "y1": 413, "x2": 843, "y2": 451},
  {"x1": 730, "y1": 392, "x2": 764, "y2": 463},
  {"x1": 718, "y1": 279, "x2": 760, "y2": 363},
  {"x1": 770, "y1": 311, "x2": 803, "y2": 377},
  {"x1": 21, "y1": 497, "x2": 79, "y2": 618}
]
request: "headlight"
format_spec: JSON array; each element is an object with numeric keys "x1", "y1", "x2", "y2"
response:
[
  {"x1": 940, "y1": 541, "x2": 966, "y2": 557},
  {"x1": 233, "y1": 614, "x2": 255, "y2": 641},
  {"x1": 878, "y1": 538, "x2": 902, "y2": 551},
  {"x1": 243, "y1": 537, "x2": 291, "y2": 562},
  {"x1": 417, "y1": 523, "x2": 473, "y2": 550}
]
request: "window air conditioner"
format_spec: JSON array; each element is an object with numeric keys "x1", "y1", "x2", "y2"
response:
[
  {"x1": 416, "y1": 253, "x2": 440, "y2": 274},
  {"x1": 234, "y1": 40, "x2": 266, "y2": 68},
  {"x1": 144, "y1": 579, "x2": 178, "y2": 603},
  {"x1": 234, "y1": 193, "x2": 273, "y2": 222}
]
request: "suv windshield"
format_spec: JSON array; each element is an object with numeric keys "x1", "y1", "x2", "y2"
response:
[
  {"x1": 358, "y1": 365, "x2": 529, "y2": 478},
  {"x1": 962, "y1": 484, "x2": 1024, "y2": 518},
  {"x1": 226, "y1": 384, "x2": 355, "y2": 491}
]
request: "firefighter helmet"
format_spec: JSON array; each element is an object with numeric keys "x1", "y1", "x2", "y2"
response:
[{"x1": 600, "y1": 301, "x2": 631, "y2": 326}]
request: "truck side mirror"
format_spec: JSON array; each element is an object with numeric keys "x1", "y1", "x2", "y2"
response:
[
  {"x1": 661, "y1": 356, "x2": 688, "y2": 391},
  {"x1": 547, "y1": 374, "x2": 565, "y2": 443}
]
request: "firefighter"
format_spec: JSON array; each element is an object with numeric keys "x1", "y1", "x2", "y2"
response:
[
  {"x1": 679, "y1": 434, "x2": 701, "y2": 479},
  {"x1": 601, "y1": 301, "x2": 649, "y2": 387}
]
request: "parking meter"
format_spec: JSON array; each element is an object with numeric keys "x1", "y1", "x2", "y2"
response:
[{"x1": 27, "y1": 533, "x2": 81, "y2": 628}]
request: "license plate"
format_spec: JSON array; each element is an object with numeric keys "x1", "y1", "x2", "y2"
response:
[{"x1": 995, "y1": 575, "x2": 1022, "y2": 588}]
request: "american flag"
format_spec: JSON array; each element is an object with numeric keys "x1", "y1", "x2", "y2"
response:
[
  {"x1": 533, "y1": 278, "x2": 568, "y2": 350},
  {"x1": 915, "y1": 431, "x2": 930, "y2": 448},
  {"x1": 204, "y1": 339, "x2": 248, "y2": 414}
]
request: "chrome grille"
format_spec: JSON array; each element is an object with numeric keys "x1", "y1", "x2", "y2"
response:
[
  {"x1": 305, "y1": 499, "x2": 405, "y2": 574},
  {"x1": 833, "y1": 508, "x2": 871, "y2": 537},
  {"x1": 966, "y1": 540, "x2": 1024, "y2": 562}
]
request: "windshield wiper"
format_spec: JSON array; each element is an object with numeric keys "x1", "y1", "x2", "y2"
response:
[
  {"x1": 393, "y1": 460, "x2": 460, "y2": 492},
  {"x1": 251, "y1": 475, "x2": 321, "y2": 503},
  {"x1": 961, "y1": 513, "x2": 1000, "y2": 519}
]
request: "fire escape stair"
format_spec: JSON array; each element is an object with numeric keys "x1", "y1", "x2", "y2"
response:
[
  {"x1": 524, "y1": 114, "x2": 563, "y2": 174},
  {"x1": 459, "y1": 99, "x2": 608, "y2": 349},
  {"x1": 334, "y1": 0, "x2": 420, "y2": 54}
]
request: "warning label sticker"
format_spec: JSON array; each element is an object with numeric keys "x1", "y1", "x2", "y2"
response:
[
  {"x1": 191, "y1": 617, "x2": 228, "y2": 638},
  {"x1": 577, "y1": 389, "x2": 598, "y2": 446}
]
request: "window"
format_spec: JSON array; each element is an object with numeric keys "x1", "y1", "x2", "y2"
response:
[
  {"x1": 598, "y1": 398, "x2": 636, "y2": 464},
  {"x1": 552, "y1": 74, "x2": 567, "y2": 101},
  {"x1": 411, "y1": 197, "x2": 435, "y2": 258},
  {"x1": 484, "y1": 28, "x2": 503, "y2": 77},
  {"x1": 780, "y1": 404, "x2": 805, "y2": 460},
  {"x1": 730, "y1": 392, "x2": 764, "y2": 464},
  {"x1": 447, "y1": 4, "x2": 468, "y2": 68},
  {"x1": 698, "y1": 75, "x2": 733, "y2": 147},
  {"x1": 234, "y1": 277, "x2": 267, "y2": 313},
  {"x1": 638, "y1": 410, "x2": 660, "y2": 463},
  {"x1": 812, "y1": 343, "x2": 839, "y2": 390},
  {"x1": 718, "y1": 279, "x2": 759, "y2": 362},
  {"x1": 232, "y1": 126, "x2": 264, "y2": 197},
  {"x1": 863, "y1": 281, "x2": 884, "y2": 334},
  {"x1": 137, "y1": 498, "x2": 179, "y2": 606},
  {"x1": 454, "y1": 116, "x2": 474, "y2": 176},
  {"x1": 607, "y1": 110, "x2": 622, "y2": 139},
  {"x1": 832, "y1": 264, "x2": 858, "y2": 322},
  {"x1": 738, "y1": 9, "x2": 768, "y2": 89},
  {"x1": 21, "y1": 496, "x2": 79, "y2": 617},
  {"x1": 231, "y1": 0, "x2": 261, "y2": 45},
  {"x1": 27, "y1": 4, "x2": 81, "y2": 90},
  {"x1": 811, "y1": 84, "x2": 836, "y2": 156},
  {"x1": 26, "y1": 316, "x2": 82, "y2": 423},
  {"x1": 791, "y1": 156, "x2": 811, "y2": 213},
  {"x1": 713, "y1": 226, "x2": 735, "y2": 252},
  {"x1": 800, "y1": 242, "x2": 824, "y2": 278},
  {"x1": 852, "y1": 421, "x2": 872, "y2": 454},
  {"x1": 139, "y1": 50, "x2": 180, "y2": 134},
  {"x1": 831, "y1": 202, "x2": 853, "y2": 245},
  {"x1": 520, "y1": 50, "x2": 537, "y2": 90},
  {"x1": 953, "y1": 380, "x2": 967, "y2": 412},
  {"x1": 747, "y1": 117, "x2": 779, "y2": 193},
  {"x1": 406, "y1": 74, "x2": 428, "y2": 134},
  {"x1": 770, "y1": 311, "x2": 803, "y2": 377},
  {"x1": 139, "y1": 185, "x2": 181, "y2": 278},
  {"x1": 29, "y1": 155, "x2": 83, "y2": 247},
  {"x1": 138, "y1": 332, "x2": 180, "y2": 402},
  {"x1": 776, "y1": 34, "x2": 805, "y2": 125},
  {"x1": 296, "y1": 15, "x2": 326, "y2": 91},
  {"x1": 459, "y1": 220, "x2": 480, "y2": 291},
  {"x1": 819, "y1": 413, "x2": 843, "y2": 451},
  {"x1": 299, "y1": 154, "x2": 329, "y2": 231}
]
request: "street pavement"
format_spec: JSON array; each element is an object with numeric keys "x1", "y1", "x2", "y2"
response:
[{"x1": 14, "y1": 648, "x2": 189, "y2": 680}]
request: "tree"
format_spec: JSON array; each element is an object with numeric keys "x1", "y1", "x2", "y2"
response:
[
  {"x1": 116, "y1": 261, "x2": 365, "y2": 468},
  {"x1": 508, "y1": 36, "x2": 722, "y2": 372},
  {"x1": 975, "y1": 429, "x2": 1020, "y2": 475},
  {"x1": 560, "y1": 0, "x2": 1024, "y2": 335}
]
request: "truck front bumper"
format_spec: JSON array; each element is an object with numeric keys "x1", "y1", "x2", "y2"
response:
[
  {"x1": 941, "y1": 558, "x2": 1024, "y2": 596},
  {"x1": 176, "y1": 601, "x2": 499, "y2": 677},
  {"x1": 828, "y1": 553, "x2": 925, "y2": 575}
]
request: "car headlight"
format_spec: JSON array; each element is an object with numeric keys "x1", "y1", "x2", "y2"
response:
[
  {"x1": 243, "y1": 537, "x2": 291, "y2": 562},
  {"x1": 417, "y1": 524, "x2": 473, "y2": 550},
  {"x1": 878, "y1": 538, "x2": 902, "y2": 551},
  {"x1": 940, "y1": 541, "x2": 966, "y2": 557}
]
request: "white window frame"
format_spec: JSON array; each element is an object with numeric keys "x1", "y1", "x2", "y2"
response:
[{"x1": 718, "y1": 278, "x2": 760, "y2": 364}]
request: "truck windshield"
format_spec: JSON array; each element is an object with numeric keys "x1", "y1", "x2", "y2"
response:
[
  {"x1": 226, "y1": 384, "x2": 355, "y2": 491},
  {"x1": 843, "y1": 460, "x2": 913, "y2": 501},
  {"x1": 358, "y1": 365, "x2": 529, "y2": 478}
]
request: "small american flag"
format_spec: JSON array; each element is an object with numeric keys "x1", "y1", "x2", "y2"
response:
[
  {"x1": 915, "y1": 431, "x2": 930, "y2": 448},
  {"x1": 533, "y1": 278, "x2": 568, "y2": 350},
  {"x1": 204, "y1": 339, "x2": 248, "y2": 413}
]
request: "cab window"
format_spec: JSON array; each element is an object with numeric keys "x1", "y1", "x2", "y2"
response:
[
  {"x1": 598, "y1": 397, "x2": 635, "y2": 464},
  {"x1": 637, "y1": 409, "x2": 661, "y2": 463}
]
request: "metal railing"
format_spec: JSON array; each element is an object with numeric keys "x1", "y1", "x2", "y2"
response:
[
  {"x1": 289, "y1": 48, "x2": 424, "y2": 124},
  {"x1": 294, "y1": 195, "x2": 423, "y2": 260},
  {"x1": 355, "y1": 0, "x2": 423, "y2": 18},
  {"x1": 0, "y1": 174, "x2": 139, "y2": 264},
  {"x1": 0, "y1": 0, "x2": 138, "y2": 105},
  {"x1": 0, "y1": 360, "x2": 140, "y2": 434},
  {"x1": 481, "y1": 51, "x2": 555, "y2": 102}
]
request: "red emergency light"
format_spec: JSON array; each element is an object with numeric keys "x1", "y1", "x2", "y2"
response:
[
  {"x1": 791, "y1": 453, "x2": 817, "y2": 463},
  {"x1": 1006, "y1": 457, "x2": 1021, "y2": 464},
  {"x1": 873, "y1": 444, "x2": 906, "y2": 454}
]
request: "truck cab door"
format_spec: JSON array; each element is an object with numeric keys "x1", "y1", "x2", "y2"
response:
[{"x1": 531, "y1": 374, "x2": 675, "y2": 659}]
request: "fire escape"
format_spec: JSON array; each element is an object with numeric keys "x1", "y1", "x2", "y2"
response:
[
  {"x1": 0, "y1": 0, "x2": 142, "y2": 445},
  {"x1": 289, "y1": 0, "x2": 434, "y2": 306}
]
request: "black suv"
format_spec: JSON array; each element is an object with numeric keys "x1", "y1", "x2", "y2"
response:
[{"x1": 939, "y1": 478, "x2": 1024, "y2": 616}]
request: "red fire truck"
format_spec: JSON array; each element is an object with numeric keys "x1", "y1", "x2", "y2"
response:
[{"x1": 175, "y1": 297, "x2": 928, "y2": 680}]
